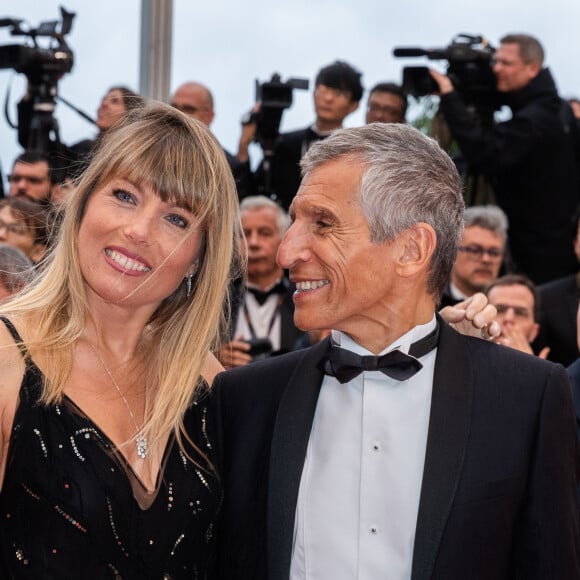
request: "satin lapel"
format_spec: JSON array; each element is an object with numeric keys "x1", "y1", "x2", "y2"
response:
[
  {"x1": 267, "y1": 337, "x2": 331, "y2": 580},
  {"x1": 411, "y1": 321, "x2": 474, "y2": 580}
]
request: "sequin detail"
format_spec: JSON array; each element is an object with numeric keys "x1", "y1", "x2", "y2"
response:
[
  {"x1": 170, "y1": 533, "x2": 185, "y2": 556},
  {"x1": 33, "y1": 428, "x2": 48, "y2": 458},
  {"x1": 53, "y1": 505, "x2": 87, "y2": 533},
  {"x1": 167, "y1": 482, "x2": 174, "y2": 511},
  {"x1": 195, "y1": 469, "x2": 210, "y2": 490},
  {"x1": 106, "y1": 498, "x2": 129, "y2": 557}
]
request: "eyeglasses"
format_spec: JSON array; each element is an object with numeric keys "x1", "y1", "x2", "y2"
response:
[
  {"x1": 0, "y1": 218, "x2": 30, "y2": 236},
  {"x1": 457, "y1": 245, "x2": 503, "y2": 260},
  {"x1": 494, "y1": 304, "x2": 532, "y2": 319},
  {"x1": 7, "y1": 174, "x2": 47, "y2": 185}
]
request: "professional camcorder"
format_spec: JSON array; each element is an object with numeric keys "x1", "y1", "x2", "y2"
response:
[
  {"x1": 0, "y1": 7, "x2": 75, "y2": 153},
  {"x1": 245, "y1": 73, "x2": 309, "y2": 153},
  {"x1": 243, "y1": 73, "x2": 308, "y2": 197},
  {"x1": 393, "y1": 34, "x2": 499, "y2": 125}
]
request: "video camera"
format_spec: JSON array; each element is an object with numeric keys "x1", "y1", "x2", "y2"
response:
[
  {"x1": 393, "y1": 34, "x2": 499, "y2": 125},
  {"x1": 247, "y1": 73, "x2": 309, "y2": 154},
  {"x1": 0, "y1": 7, "x2": 75, "y2": 153},
  {"x1": 244, "y1": 73, "x2": 308, "y2": 198}
]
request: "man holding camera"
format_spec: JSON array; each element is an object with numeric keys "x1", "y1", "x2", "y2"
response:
[
  {"x1": 430, "y1": 33, "x2": 580, "y2": 285},
  {"x1": 237, "y1": 60, "x2": 363, "y2": 210},
  {"x1": 219, "y1": 196, "x2": 305, "y2": 368}
]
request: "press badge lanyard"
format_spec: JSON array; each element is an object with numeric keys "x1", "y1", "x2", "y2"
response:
[{"x1": 242, "y1": 294, "x2": 284, "y2": 340}]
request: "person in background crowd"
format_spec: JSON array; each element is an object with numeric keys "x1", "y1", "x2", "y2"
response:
[
  {"x1": 535, "y1": 209, "x2": 580, "y2": 366},
  {"x1": 365, "y1": 82, "x2": 407, "y2": 124},
  {"x1": 70, "y1": 86, "x2": 145, "y2": 166},
  {"x1": 0, "y1": 197, "x2": 50, "y2": 264},
  {"x1": 0, "y1": 243, "x2": 34, "y2": 301},
  {"x1": 219, "y1": 195, "x2": 305, "y2": 368},
  {"x1": 170, "y1": 81, "x2": 253, "y2": 199},
  {"x1": 440, "y1": 205, "x2": 508, "y2": 308},
  {"x1": 237, "y1": 60, "x2": 363, "y2": 209},
  {"x1": 212, "y1": 123, "x2": 579, "y2": 579},
  {"x1": 431, "y1": 33, "x2": 580, "y2": 284},
  {"x1": 486, "y1": 273, "x2": 549, "y2": 358},
  {"x1": 6, "y1": 151, "x2": 54, "y2": 203}
]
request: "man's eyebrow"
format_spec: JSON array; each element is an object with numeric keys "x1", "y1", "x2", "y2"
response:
[{"x1": 290, "y1": 203, "x2": 338, "y2": 223}]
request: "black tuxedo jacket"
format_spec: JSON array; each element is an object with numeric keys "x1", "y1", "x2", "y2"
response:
[{"x1": 211, "y1": 321, "x2": 580, "y2": 579}]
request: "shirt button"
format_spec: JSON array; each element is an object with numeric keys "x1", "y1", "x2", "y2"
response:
[
  {"x1": 370, "y1": 526, "x2": 378, "y2": 534},
  {"x1": 372, "y1": 442, "x2": 381, "y2": 452}
]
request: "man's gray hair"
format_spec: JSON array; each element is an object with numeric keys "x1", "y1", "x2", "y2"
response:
[
  {"x1": 240, "y1": 195, "x2": 291, "y2": 235},
  {"x1": 300, "y1": 123, "x2": 464, "y2": 299},
  {"x1": 0, "y1": 243, "x2": 35, "y2": 295},
  {"x1": 464, "y1": 205, "x2": 509, "y2": 243}
]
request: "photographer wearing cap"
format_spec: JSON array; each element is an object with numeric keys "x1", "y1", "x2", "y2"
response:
[
  {"x1": 430, "y1": 33, "x2": 580, "y2": 285},
  {"x1": 237, "y1": 60, "x2": 363, "y2": 210}
]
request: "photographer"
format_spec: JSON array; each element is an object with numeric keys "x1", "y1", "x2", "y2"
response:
[
  {"x1": 430, "y1": 34, "x2": 580, "y2": 285},
  {"x1": 237, "y1": 60, "x2": 363, "y2": 210},
  {"x1": 219, "y1": 196, "x2": 305, "y2": 368}
]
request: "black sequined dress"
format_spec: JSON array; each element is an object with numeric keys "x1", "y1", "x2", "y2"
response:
[{"x1": 0, "y1": 318, "x2": 221, "y2": 579}]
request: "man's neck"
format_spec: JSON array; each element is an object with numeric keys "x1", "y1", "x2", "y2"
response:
[
  {"x1": 247, "y1": 271, "x2": 284, "y2": 291},
  {"x1": 314, "y1": 119, "x2": 343, "y2": 134}
]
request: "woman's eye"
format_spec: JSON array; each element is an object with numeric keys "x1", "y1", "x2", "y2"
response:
[
  {"x1": 114, "y1": 189, "x2": 135, "y2": 204},
  {"x1": 166, "y1": 213, "x2": 188, "y2": 228}
]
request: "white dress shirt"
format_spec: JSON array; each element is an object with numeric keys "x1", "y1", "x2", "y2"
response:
[
  {"x1": 290, "y1": 317, "x2": 437, "y2": 580},
  {"x1": 233, "y1": 281, "x2": 283, "y2": 351}
]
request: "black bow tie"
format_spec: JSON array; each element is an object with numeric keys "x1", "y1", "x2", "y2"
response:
[
  {"x1": 246, "y1": 281, "x2": 286, "y2": 305},
  {"x1": 321, "y1": 323, "x2": 439, "y2": 384}
]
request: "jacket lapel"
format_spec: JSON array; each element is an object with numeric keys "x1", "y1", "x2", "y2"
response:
[
  {"x1": 411, "y1": 322, "x2": 474, "y2": 580},
  {"x1": 267, "y1": 337, "x2": 331, "y2": 580}
]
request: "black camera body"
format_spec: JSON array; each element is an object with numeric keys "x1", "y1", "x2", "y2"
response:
[
  {"x1": 393, "y1": 34, "x2": 499, "y2": 125},
  {"x1": 245, "y1": 337, "x2": 274, "y2": 361},
  {"x1": 0, "y1": 7, "x2": 75, "y2": 152},
  {"x1": 250, "y1": 73, "x2": 309, "y2": 154}
]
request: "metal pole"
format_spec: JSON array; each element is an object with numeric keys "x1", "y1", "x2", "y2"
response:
[{"x1": 139, "y1": 0, "x2": 173, "y2": 102}]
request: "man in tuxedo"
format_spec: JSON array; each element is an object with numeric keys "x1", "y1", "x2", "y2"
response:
[
  {"x1": 219, "y1": 195, "x2": 305, "y2": 368},
  {"x1": 212, "y1": 123, "x2": 580, "y2": 579}
]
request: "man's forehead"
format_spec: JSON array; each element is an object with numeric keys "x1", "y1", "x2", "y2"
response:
[{"x1": 13, "y1": 161, "x2": 49, "y2": 174}]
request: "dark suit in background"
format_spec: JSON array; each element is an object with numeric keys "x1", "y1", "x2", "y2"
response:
[{"x1": 535, "y1": 273, "x2": 580, "y2": 366}]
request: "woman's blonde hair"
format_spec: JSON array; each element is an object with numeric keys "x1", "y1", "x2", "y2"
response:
[{"x1": 1, "y1": 102, "x2": 242, "y2": 456}]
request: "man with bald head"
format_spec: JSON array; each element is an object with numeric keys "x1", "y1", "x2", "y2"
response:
[{"x1": 170, "y1": 81, "x2": 251, "y2": 198}]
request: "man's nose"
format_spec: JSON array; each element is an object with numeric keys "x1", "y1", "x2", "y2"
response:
[{"x1": 277, "y1": 224, "x2": 309, "y2": 269}]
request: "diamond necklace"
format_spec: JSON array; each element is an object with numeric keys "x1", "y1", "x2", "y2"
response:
[{"x1": 88, "y1": 342, "x2": 148, "y2": 460}]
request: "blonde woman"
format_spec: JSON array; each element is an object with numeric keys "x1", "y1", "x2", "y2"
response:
[{"x1": 0, "y1": 103, "x2": 240, "y2": 578}]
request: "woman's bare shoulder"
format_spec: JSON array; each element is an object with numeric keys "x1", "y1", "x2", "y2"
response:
[{"x1": 201, "y1": 351, "x2": 225, "y2": 387}]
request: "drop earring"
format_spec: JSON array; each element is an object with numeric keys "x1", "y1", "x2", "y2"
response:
[{"x1": 185, "y1": 274, "x2": 194, "y2": 297}]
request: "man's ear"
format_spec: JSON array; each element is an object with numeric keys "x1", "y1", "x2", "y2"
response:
[{"x1": 396, "y1": 222, "x2": 436, "y2": 277}]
